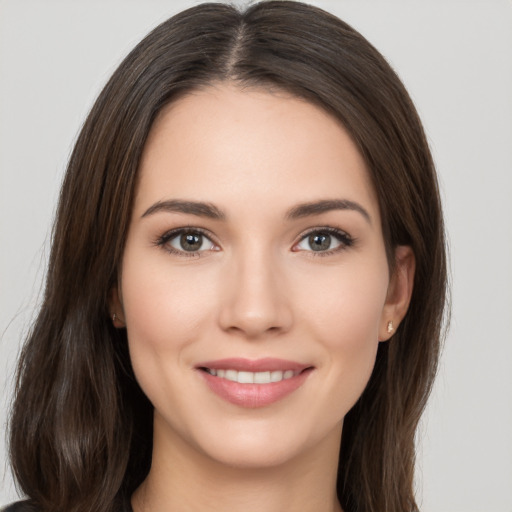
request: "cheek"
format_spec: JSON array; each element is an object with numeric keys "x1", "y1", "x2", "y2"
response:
[
  {"x1": 119, "y1": 251, "x2": 215, "y2": 385},
  {"x1": 122, "y1": 247, "x2": 215, "y2": 331},
  {"x1": 295, "y1": 258, "x2": 388, "y2": 402},
  {"x1": 298, "y1": 255, "x2": 388, "y2": 342}
]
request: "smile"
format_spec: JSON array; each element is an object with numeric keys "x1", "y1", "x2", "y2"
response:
[
  {"x1": 202, "y1": 368, "x2": 298, "y2": 384},
  {"x1": 196, "y1": 358, "x2": 314, "y2": 408}
]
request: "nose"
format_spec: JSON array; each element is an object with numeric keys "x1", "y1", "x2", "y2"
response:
[{"x1": 217, "y1": 247, "x2": 293, "y2": 339}]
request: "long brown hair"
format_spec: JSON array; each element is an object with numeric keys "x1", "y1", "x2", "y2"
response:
[{"x1": 9, "y1": 2, "x2": 447, "y2": 511}]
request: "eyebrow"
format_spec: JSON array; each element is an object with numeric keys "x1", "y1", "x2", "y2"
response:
[
  {"x1": 285, "y1": 199, "x2": 372, "y2": 224},
  {"x1": 141, "y1": 198, "x2": 371, "y2": 224},
  {"x1": 141, "y1": 199, "x2": 226, "y2": 220}
]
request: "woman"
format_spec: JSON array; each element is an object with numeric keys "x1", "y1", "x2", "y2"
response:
[{"x1": 5, "y1": 2, "x2": 447, "y2": 511}]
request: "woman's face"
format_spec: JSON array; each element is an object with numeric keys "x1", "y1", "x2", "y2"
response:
[{"x1": 113, "y1": 83, "x2": 411, "y2": 469}]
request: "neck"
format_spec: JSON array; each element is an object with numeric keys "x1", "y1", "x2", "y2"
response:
[{"x1": 132, "y1": 417, "x2": 343, "y2": 512}]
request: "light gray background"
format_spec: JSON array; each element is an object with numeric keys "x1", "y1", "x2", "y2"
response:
[{"x1": 1, "y1": 1, "x2": 511, "y2": 510}]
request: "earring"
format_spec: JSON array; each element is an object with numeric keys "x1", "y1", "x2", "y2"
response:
[
  {"x1": 387, "y1": 321, "x2": 394, "y2": 334},
  {"x1": 112, "y1": 313, "x2": 123, "y2": 327}
]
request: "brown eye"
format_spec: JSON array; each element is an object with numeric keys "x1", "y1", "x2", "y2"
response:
[
  {"x1": 180, "y1": 233, "x2": 203, "y2": 251},
  {"x1": 167, "y1": 230, "x2": 215, "y2": 253}
]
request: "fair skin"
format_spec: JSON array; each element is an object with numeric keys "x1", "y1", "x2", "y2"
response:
[{"x1": 110, "y1": 83, "x2": 415, "y2": 512}]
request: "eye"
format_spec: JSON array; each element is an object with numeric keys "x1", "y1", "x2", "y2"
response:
[
  {"x1": 156, "y1": 228, "x2": 218, "y2": 256},
  {"x1": 293, "y1": 228, "x2": 353, "y2": 255}
]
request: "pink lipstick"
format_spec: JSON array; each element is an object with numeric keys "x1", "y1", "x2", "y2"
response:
[{"x1": 196, "y1": 358, "x2": 313, "y2": 408}]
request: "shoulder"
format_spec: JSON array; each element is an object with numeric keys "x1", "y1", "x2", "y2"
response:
[{"x1": 2, "y1": 502, "x2": 39, "y2": 512}]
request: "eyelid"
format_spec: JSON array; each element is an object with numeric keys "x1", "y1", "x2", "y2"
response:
[
  {"x1": 154, "y1": 226, "x2": 220, "y2": 257},
  {"x1": 292, "y1": 226, "x2": 354, "y2": 256}
]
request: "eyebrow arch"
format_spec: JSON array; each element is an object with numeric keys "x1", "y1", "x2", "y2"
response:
[
  {"x1": 141, "y1": 199, "x2": 226, "y2": 220},
  {"x1": 285, "y1": 199, "x2": 372, "y2": 224}
]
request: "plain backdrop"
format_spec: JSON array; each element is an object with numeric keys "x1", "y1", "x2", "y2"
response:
[{"x1": 1, "y1": 1, "x2": 511, "y2": 510}]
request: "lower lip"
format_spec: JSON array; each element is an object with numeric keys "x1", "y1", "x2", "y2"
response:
[{"x1": 198, "y1": 369, "x2": 313, "y2": 408}]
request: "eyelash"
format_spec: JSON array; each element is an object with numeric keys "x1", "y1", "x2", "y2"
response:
[
  {"x1": 294, "y1": 227, "x2": 355, "y2": 257},
  {"x1": 154, "y1": 226, "x2": 355, "y2": 258},
  {"x1": 154, "y1": 227, "x2": 217, "y2": 258}
]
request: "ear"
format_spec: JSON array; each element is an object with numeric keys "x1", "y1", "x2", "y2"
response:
[
  {"x1": 379, "y1": 245, "x2": 415, "y2": 341},
  {"x1": 109, "y1": 285, "x2": 126, "y2": 328}
]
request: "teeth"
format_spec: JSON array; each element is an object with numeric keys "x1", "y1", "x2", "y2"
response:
[
  {"x1": 254, "y1": 371, "x2": 270, "y2": 383},
  {"x1": 206, "y1": 368, "x2": 298, "y2": 384},
  {"x1": 270, "y1": 370, "x2": 283, "y2": 382},
  {"x1": 238, "y1": 371, "x2": 254, "y2": 384},
  {"x1": 225, "y1": 369, "x2": 237, "y2": 381}
]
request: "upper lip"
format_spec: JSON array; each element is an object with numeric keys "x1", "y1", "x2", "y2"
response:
[{"x1": 196, "y1": 357, "x2": 312, "y2": 373}]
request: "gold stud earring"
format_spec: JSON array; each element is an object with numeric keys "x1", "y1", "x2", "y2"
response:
[
  {"x1": 112, "y1": 313, "x2": 123, "y2": 327},
  {"x1": 387, "y1": 321, "x2": 394, "y2": 334}
]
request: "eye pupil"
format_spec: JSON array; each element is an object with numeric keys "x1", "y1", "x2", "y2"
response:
[
  {"x1": 181, "y1": 233, "x2": 202, "y2": 251},
  {"x1": 309, "y1": 233, "x2": 331, "y2": 251}
]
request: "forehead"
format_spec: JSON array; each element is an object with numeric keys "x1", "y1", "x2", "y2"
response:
[{"x1": 135, "y1": 83, "x2": 380, "y2": 222}]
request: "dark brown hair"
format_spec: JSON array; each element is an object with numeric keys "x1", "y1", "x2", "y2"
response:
[{"x1": 9, "y1": 2, "x2": 447, "y2": 511}]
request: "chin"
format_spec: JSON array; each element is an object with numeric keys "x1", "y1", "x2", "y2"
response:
[
  {"x1": 207, "y1": 439, "x2": 301, "y2": 469},
  {"x1": 186, "y1": 416, "x2": 343, "y2": 471}
]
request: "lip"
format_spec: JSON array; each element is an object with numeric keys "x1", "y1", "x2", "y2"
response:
[
  {"x1": 196, "y1": 357, "x2": 310, "y2": 373},
  {"x1": 195, "y1": 358, "x2": 314, "y2": 408}
]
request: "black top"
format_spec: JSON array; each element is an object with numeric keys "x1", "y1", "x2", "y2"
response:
[
  {"x1": 2, "y1": 504, "x2": 37, "y2": 512},
  {"x1": 2, "y1": 500, "x2": 133, "y2": 512}
]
